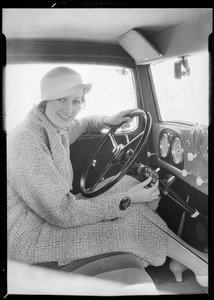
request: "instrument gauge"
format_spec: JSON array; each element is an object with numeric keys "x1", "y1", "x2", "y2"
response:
[
  {"x1": 171, "y1": 137, "x2": 184, "y2": 164},
  {"x1": 159, "y1": 133, "x2": 170, "y2": 158}
]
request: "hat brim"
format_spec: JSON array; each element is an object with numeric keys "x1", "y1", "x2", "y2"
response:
[{"x1": 42, "y1": 83, "x2": 92, "y2": 101}]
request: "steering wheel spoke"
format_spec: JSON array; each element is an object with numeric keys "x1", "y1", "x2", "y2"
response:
[
  {"x1": 122, "y1": 131, "x2": 144, "y2": 152},
  {"x1": 89, "y1": 162, "x2": 113, "y2": 192},
  {"x1": 108, "y1": 132, "x2": 118, "y2": 148}
]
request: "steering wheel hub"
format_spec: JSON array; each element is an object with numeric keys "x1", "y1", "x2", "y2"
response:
[{"x1": 109, "y1": 144, "x2": 124, "y2": 161}]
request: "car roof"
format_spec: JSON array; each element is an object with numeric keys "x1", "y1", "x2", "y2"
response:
[{"x1": 2, "y1": 8, "x2": 211, "y2": 44}]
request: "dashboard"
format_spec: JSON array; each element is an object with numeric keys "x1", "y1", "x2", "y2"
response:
[{"x1": 152, "y1": 122, "x2": 208, "y2": 195}]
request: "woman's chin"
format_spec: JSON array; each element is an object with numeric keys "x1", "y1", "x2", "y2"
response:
[
  {"x1": 49, "y1": 119, "x2": 71, "y2": 130},
  {"x1": 55, "y1": 115, "x2": 74, "y2": 128}
]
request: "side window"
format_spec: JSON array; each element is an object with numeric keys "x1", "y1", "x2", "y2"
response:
[{"x1": 4, "y1": 64, "x2": 138, "y2": 133}]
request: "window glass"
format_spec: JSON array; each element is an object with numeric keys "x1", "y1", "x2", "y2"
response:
[
  {"x1": 150, "y1": 52, "x2": 209, "y2": 126},
  {"x1": 4, "y1": 64, "x2": 137, "y2": 133}
]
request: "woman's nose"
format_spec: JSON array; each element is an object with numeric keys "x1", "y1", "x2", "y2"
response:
[{"x1": 65, "y1": 100, "x2": 74, "y2": 112}]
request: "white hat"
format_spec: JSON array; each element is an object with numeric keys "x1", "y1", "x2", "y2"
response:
[{"x1": 40, "y1": 67, "x2": 92, "y2": 101}]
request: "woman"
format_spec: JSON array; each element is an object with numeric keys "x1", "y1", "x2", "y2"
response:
[{"x1": 7, "y1": 67, "x2": 208, "y2": 286}]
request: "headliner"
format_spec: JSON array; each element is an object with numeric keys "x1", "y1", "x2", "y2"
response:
[{"x1": 2, "y1": 8, "x2": 211, "y2": 44}]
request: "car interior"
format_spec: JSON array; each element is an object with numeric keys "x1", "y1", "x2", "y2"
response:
[{"x1": 3, "y1": 6, "x2": 212, "y2": 296}]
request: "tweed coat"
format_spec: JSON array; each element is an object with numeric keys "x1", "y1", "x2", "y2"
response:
[{"x1": 7, "y1": 105, "x2": 168, "y2": 267}]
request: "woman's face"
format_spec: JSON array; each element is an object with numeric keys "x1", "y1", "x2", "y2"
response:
[{"x1": 45, "y1": 90, "x2": 84, "y2": 129}]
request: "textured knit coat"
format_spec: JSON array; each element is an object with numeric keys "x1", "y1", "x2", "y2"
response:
[{"x1": 7, "y1": 105, "x2": 168, "y2": 267}]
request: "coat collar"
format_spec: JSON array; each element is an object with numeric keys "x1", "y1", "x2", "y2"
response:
[
  {"x1": 25, "y1": 105, "x2": 73, "y2": 185},
  {"x1": 29, "y1": 105, "x2": 67, "y2": 134}
]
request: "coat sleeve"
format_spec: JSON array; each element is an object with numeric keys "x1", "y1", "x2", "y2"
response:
[{"x1": 7, "y1": 130, "x2": 128, "y2": 228}]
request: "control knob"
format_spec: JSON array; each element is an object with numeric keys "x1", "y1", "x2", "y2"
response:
[
  {"x1": 147, "y1": 151, "x2": 155, "y2": 158},
  {"x1": 187, "y1": 152, "x2": 197, "y2": 161},
  {"x1": 196, "y1": 176, "x2": 208, "y2": 186},
  {"x1": 181, "y1": 170, "x2": 192, "y2": 177}
]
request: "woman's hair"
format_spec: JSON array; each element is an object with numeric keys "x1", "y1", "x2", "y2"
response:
[{"x1": 38, "y1": 101, "x2": 47, "y2": 113}]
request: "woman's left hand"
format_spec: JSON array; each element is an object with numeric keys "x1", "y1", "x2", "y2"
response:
[{"x1": 103, "y1": 109, "x2": 136, "y2": 127}]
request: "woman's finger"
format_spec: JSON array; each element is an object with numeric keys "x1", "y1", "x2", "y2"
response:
[
  {"x1": 122, "y1": 116, "x2": 132, "y2": 123},
  {"x1": 141, "y1": 176, "x2": 152, "y2": 187},
  {"x1": 149, "y1": 180, "x2": 159, "y2": 191},
  {"x1": 122, "y1": 108, "x2": 137, "y2": 116},
  {"x1": 152, "y1": 190, "x2": 160, "y2": 198}
]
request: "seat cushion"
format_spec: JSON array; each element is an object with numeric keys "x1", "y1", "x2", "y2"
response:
[
  {"x1": 59, "y1": 252, "x2": 155, "y2": 287},
  {"x1": 33, "y1": 252, "x2": 157, "y2": 294},
  {"x1": 61, "y1": 252, "x2": 144, "y2": 274},
  {"x1": 95, "y1": 267, "x2": 154, "y2": 285},
  {"x1": 9, "y1": 259, "x2": 158, "y2": 295}
]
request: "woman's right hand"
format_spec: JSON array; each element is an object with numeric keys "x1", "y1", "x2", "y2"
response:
[{"x1": 126, "y1": 177, "x2": 160, "y2": 203}]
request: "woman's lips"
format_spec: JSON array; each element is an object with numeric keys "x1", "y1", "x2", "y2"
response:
[{"x1": 58, "y1": 113, "x2": 72, "y2": 121}]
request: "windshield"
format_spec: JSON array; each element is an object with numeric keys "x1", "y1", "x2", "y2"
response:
[{"x1": 150, "y1": 52, "x2": 209, "y2": 126}]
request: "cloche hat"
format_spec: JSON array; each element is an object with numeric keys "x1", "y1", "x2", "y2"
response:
[{"x1": 40, "y1": 67, "x2": 92, "y2": 101}]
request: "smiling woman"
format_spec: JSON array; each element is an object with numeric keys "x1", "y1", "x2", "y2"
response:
[
  {"x1": 7, "y1": 65, "x2": 169, "y2": 279},
  {"x1": 3, "y1": 7, "x2": 211, "y2": 295},
  {"x1": 42, "y1": 94, "x2": 84, "y2": 128},
  {"x1": 39, "y1": 67, "x2": 91, "y2": 129}
]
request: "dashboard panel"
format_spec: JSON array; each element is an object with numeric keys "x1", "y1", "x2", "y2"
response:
[{"x1": 152, "y1": 122, "x2": 208, "y2": 195}]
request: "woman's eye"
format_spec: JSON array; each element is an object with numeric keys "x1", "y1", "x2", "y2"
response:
[
  {"x1": 73, "y1": 98, "x2": 82, "y2": 105},
  {"x1": 58, "y1": 98, "x2": 65, "y2": 102}
]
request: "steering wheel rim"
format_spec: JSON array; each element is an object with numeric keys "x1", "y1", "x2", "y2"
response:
[{"x1": 80, "y1": 109, "x2": 152, "y2": 198}]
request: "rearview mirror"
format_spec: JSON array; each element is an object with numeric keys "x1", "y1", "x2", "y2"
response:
[{"x1": 174, "y1": 56, "x2": 190, "y2": 79}]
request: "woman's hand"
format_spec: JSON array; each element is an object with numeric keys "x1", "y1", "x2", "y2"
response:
[
  {"x1": 103, "y1": 109, "x2": 136, "y2": 127},
  {"x1": 126, "y1": 177, "x2": 160, "y2": 203}
]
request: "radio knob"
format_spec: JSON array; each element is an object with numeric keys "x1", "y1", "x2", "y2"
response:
[
  {"x1": 196, "y1": 176, "x2": 204, "y2": 186},
  {"x1": 181, "y1": 169, "x2": 192, "y2": 177},
  {"x1": 187, "y1": 152, "x2": 197, "y2": 161},
  {"x1": 196, "y1": 176, "x2": 208, "y2": 186}
]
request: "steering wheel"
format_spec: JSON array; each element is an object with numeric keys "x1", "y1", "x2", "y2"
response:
[{"x1": 80, "y1": 109, "x2": 152, "y2": 198}]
